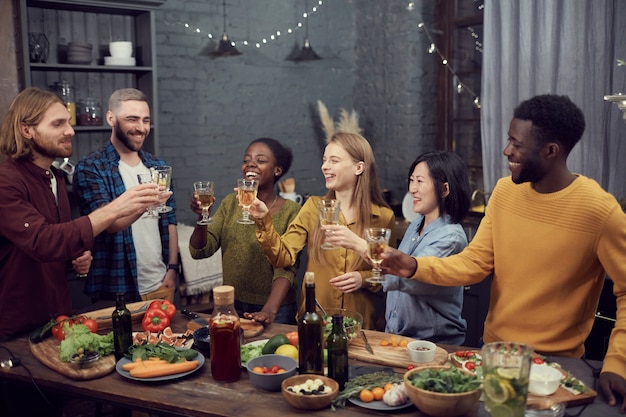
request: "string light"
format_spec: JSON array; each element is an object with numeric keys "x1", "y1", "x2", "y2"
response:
[
  {"x1": 167, "y1": 0, "x2": 324, "y2": 52},
  {"x1": 408, "y1": 1, "x2": 483, "y2": 109}
]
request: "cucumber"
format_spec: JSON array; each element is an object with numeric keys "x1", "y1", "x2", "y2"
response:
[
  {"x1": 261, "y1": 334, "x2": 290, "y2": 355},
  {"x1": 29, "y1": 319, "x2": 56, "y2": 343}
]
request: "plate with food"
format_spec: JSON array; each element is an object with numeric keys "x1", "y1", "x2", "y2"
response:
[
  {"x1": 116, "y1": 350, "x2": 205, "y2": 382},
  {"x1": 348, "y1": 397, "x2": 413, "y2": 411},
  {"x1": 449, "y1": 350, "x2": 482, "y2": 373}
]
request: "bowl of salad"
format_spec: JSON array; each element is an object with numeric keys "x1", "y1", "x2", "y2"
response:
[{"x1": 322, "y1": 308, "x2": 363, "y2": 344}]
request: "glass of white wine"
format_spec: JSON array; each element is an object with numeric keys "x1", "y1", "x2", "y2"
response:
[
  {"x1": 236, "y1": 178, "x2": 259, "y2": 224},
  {"x1": 365, "y1": 227, "x2": 391, "y2": 284},
  {"x1": 137, "y1": 172, "x2": 159, "y2": 219},
  {"x1": 318, "y1": 199, "x2": 341, "y2": 249},
  {"x1": 194, "y1": 180, "x2": 215, "y2": 225},
  {"x1": 153, "y1": 166, "x2": 172, "y2": 213}
]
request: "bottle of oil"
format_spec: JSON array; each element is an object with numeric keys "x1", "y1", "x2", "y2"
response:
[
  {"x1": 327, "y1": 313, "x2": 349, "y2": 389},
  {"x1": 297, "y1": 272, "x2": 323, "y2": 374},
  {"x1": 209, "y1": 285, "x2": 241, "y2": 382},
  {"x1": 111, "y1": 293, "x2": 132, "y2": 361}
]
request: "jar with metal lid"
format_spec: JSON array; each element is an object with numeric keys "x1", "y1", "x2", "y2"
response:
[{"x1": 77, "y1": 97, "x2": 102, "y2": 126}]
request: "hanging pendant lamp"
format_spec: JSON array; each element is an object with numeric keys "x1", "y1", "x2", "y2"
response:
[
  {"x1": 287, "y1": 0, "x2": 321, "y2": 62},
  {"x1": 211, "y1": 0, "x2": 241, "y2": 57}
]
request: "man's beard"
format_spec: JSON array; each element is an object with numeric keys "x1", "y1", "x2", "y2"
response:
[
  {"x1": 31, "y1": 135, "x2": 72, "y2": 159},
  {"x1": 115, "y1": 123, "x2": 143, "y2": 152}
]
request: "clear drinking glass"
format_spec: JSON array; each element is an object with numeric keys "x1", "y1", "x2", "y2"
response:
[
  {"x1": 482, "y1": 341, "x2": 534, "y2": 417},
  {"x1": 137, "y1": 173, "x2": 159, "y2": 219},
  {"x1": 318, "y1": 199, "x2": 341, "y2": 249},
  {"x1": 236, "y1": 178, "x2": 259, "y2": 225},
  {"x1": 194, "y1": 180, "x2": 215, "y2": 225},
  {"x1": 364, "y1": 227, "x2": 391, "y2": 284},
  {"x1": 153, "y1": 166, "x2": 172, "y2": 213}
]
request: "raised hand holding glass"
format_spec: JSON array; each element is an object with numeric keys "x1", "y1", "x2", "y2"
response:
[
  {"x1": 137, "y1": 173, "x2": 159, "y2": 219},
  {"x1": 318, "y1": 199, "x2": 341, "y2": 249},
  {"x1": 365, "y1": 227, "x2": 391, "y2": 284},
  {"x1": 236, "y1": 178, "x2": 259, "y2": 224},
  {"x1": 153, "y1": 166, "x2": 172, "y2": 213},
  {"x1": 194, "y1": 181, "x2": 215, "y2": 225}
]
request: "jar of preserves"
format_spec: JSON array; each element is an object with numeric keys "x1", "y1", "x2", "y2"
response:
[
  {"x1": 52, "y1": 81, "x2": 76, "y2": 126},
  {"x1": 78, "y1": 97, "x2": 102, "y2": 126}
]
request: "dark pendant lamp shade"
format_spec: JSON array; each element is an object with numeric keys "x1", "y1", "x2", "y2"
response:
[
  {"x1": 287, "y1": 0, "x2": 322, "y2": 62},
  {"x1": 210, "y1": 0, "x2": 241, "y2": 57}
]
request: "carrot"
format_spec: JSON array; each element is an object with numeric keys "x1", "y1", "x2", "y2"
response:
[
  {"x1": 129, "y1": 360, "x2": 199, "y2": 378},
  {"x1": 122, "y1": 359, "x2": 169, "y2": 371}
]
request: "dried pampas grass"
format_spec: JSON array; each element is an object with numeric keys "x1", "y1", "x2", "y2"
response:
[{"x1": 317, "y1": 100, "x2": 362, "y2": 143}]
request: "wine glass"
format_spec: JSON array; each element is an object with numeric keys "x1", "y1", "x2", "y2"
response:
[
  {"x1": 137, "y1": 173, "x2": 159, "y2": 219},
  {"x1": 194, "y1": 180, "x2": 215, "y2": 225},
  {"x1": 153, "y1": 166, "x2": 173, "y2": 213},
  {"x1": 236, "y1": 178, "x2": 259, "y2": 224},
  {"x1": 365, "y1": 227, "x2": 391, "y2": 284},
  {"x1": 318, "y1": 199, "x2": 341, "y2": 249}
]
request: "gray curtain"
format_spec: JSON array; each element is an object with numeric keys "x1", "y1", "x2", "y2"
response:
[{"x1": 482, "y1": 0, "x2": 626, "y2": 200}]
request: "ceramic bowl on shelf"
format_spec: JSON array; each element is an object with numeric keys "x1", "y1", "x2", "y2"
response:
[
  {"x1": 109, "y1": 41, "x2": 133, "y2": 57},
  {"x1": 104, "y1": 56, "x2": 136, "y2": 66}
]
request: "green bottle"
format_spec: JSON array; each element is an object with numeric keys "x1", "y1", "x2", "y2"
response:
[
  {"x1": 297, "y1": 272, "x2": 323, "y2": 374},
  {"x1": 327, "y1": 313, "x2": 349, "y2": 389},
  {"x1": 112, "y1": 293, "x2": 132, "y2": 360}
]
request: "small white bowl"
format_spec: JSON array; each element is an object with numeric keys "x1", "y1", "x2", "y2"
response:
[
  {"x1": 529, "y1": 364, "x2": 562, "y2": 396},
  {"x1": 407, "y1": 339, "x2": 437, "y2": 363},
  {"x1": 109, "y1": 41, "x2": 133, "y2": 58}
]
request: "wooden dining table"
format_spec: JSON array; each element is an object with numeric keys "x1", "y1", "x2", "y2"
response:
[{"x1": 0, "y1": 311, "x2": 621, "y2": 417}]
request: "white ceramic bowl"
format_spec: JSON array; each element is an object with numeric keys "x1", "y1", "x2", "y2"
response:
[
  {"x1": 104, "y1": 56, "x2": 136, "y2": 66},
  {"x1": 109, "y1": 41, "x2": 133, "y2": 57},
  {"x1": 529, "y1": 364, "x2": 562, "y2": 396},
  {"x1": 407, "y1": 340, "x2": 437, "y2": 363}
]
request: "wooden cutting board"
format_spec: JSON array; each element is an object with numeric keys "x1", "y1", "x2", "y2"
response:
[
  {"x1": 347, "y1": 330, "x2": 447, "y2": 369},
  {"x1": 29, "y1": 338, "x2": 116, "y2": 380},
  {"x1": 82, "y1": 301, "x2": 150, "y2": 330},
  {"x1": 184, "y1": 312, "x2": 264, "y2": 338}
]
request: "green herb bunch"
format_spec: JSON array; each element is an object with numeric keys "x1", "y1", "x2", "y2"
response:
[{"x1": 407, "y1": 367, "x2": 481, "y2": 394}]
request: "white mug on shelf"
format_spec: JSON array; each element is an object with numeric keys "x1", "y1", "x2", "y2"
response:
[{"x1": 280, "y1": 192, "x2": 303, "y2": 204}]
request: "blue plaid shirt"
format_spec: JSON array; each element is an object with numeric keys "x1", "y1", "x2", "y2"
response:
[{"x1": 74, "y1": 143, "x2": 177, "y2": 301}]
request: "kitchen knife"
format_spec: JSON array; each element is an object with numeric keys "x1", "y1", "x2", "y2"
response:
[
  {"x1": 181, "y1": 309, "x2": 210, "y2": 331},
  {"x1": 361, "y1": 330, "x2": 374, "y2": 354}
]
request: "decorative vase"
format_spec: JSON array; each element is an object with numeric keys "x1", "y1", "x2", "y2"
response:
[{"x1": 28, "y1": 32, "x2": 49, "y2": 63}]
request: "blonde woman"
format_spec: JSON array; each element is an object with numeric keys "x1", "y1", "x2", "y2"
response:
[{"x1": 249, "y1": 132, "x2": 395, "y2": 329}]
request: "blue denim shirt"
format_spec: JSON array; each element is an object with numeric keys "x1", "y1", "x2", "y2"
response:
[
  {"x1": 383, "y1": 214, "x2": 467, "y2": 345},
  {"x1": 74, "y1": 142, "x2": 177, "y2": 301}
]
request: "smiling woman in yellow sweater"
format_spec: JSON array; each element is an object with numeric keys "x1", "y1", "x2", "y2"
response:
[{"x1": 380, "y1": 94, "x2": 626, "y2": 412}]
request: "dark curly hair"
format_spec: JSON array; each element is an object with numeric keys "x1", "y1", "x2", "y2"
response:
[
  {"x1": 248, "y1": 137, "x2": 293, "y2": 184},
  {"x1": 513, "y1": 94, "x2": 585, "y2": 155}
]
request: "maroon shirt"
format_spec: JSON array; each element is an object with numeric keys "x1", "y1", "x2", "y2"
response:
[{"x1": 0, "y1": 158, "x2": 94, "y2": 340}]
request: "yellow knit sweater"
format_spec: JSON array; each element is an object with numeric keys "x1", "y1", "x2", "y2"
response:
[{"x1": 412, "y1": 175, "x2": 626, "y2": 378}]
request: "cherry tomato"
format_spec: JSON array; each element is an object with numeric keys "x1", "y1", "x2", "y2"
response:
[
  {"x1": 55, "y1": 327, "x2": 66, "y2": 342},
  {"x1": 261, "y1": 366, "x2": 269, "y2": 374},
  {"x1": 83, "y1": 318, "x2": 98, "y2": 333},
  {"x1": 407, "y1": 365, "x2": 415, "y2": 370},
  {"x1": 464, "y1": 362, "x2": 476, "y2": 371},
  {"x1": 532, "y1": 357, "x2": 545, "y2": 365},
  {"x1": 269, "y1": 365, "x2": 280, "y2": 374},
  {"x1": 455, "y1": 350, "x2": 467, "y2": 358}
]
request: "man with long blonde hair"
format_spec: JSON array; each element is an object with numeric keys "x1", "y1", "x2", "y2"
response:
[{"x1": 0, "y1": 87, "x2": 161, "y2": 342}]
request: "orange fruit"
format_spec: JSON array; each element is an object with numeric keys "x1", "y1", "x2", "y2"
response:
[
  {"x1": 383, "y1": 383, "x2": 394, "y2": 392},
  {"x1": 372, "y1": 387, "x2": 385, "y2": 401},
  {"x1": 359, "y1": 389, "x2": 374, "y2": 403}
]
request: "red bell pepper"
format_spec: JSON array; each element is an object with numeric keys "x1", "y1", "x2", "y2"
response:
[
  {"x1": 142, "y1": 308, "x2": 171, "y2": 332},
  {"x1": 147, "y1": 300, "x2": 177, "y2": 320}
]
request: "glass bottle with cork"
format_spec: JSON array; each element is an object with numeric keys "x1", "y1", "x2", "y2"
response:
[
  {"x1": 209, "y1": 285, "x2": 241, "y2": 382},
  {"x1": 111, "y1": 292, "x2": 132, "y2": 361},
  {"x1": 327, "y1": 313, "x2": 349, "y2": 389},
  {"x1": 297, "y1": 272, "x2": 324, "y2": 375},
  {"x1": 53, "y1": 80, "x2": 76, "y2": 126}
]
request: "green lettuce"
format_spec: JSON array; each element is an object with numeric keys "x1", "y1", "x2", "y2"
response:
[{"x1": 58, "y1": 323, "x2": 115, "y2": 362}]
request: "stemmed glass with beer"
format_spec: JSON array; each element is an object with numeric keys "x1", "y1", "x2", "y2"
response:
[
  {"x1": 194, "y1": 181, "x2": 215, "y2": 225},
  {"x1": 153, "y1": 166, "x2": 173, "y2": 213},
  {"x1": 137, "y1": 173, "x2": 159, "y2": 219},
  {"x1": 318, "y1": 199, "x2": 341, "y2": 249},
  {"x1": 364, "y1": 227, "x2": 391, "y2": 284},
  {"x1": 236, "y1": 178, "x2": 259, "y2": 224}
]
